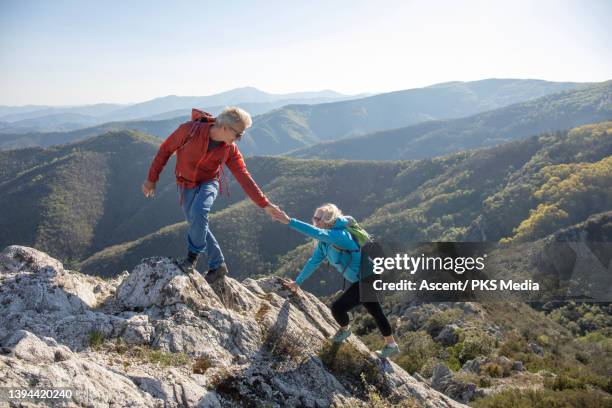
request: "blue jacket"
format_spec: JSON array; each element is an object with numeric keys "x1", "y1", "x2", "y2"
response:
[{"x1": 288, "y1": 216, "x2": 362, "y2": 286}]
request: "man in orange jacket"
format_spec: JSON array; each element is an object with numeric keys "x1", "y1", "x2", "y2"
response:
[{"x1": 142, "y1": 106, "x2": 283, "y2": 283}]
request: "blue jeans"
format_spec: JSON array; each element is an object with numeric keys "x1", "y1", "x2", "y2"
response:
[{"x1": 180, "y1": 180, "x2": 224, "y2": 270}]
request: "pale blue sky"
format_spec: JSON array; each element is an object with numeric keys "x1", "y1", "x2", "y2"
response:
[{"x1": 1, "y1": 0, "x2": 610, "y2": 105}]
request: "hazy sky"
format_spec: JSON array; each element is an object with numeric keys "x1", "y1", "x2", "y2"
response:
[{"x1": 1, "y1": 0, "x2": 610, "y2": 106}]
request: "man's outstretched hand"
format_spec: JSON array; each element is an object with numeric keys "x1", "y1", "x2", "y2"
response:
[
  {"x1": 142, "y1": 180, "x2": 156, "y2": 197},
  {"x1": 265, "y1": 203, "x2": 289, "y2": 223}
]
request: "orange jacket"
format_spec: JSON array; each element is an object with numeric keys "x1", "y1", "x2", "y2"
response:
[{"x1": 147, "y1": 120, "x2": 269, "y2": 208}]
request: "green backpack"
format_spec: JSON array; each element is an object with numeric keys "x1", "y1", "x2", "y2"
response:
[
  {"x1": 332, "y1": 216, "x2": 378, "y2": 284},
  {"x1": 346, "y1": 220, "x2": 371, "y2": 247}
]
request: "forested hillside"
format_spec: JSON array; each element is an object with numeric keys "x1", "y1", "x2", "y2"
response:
[{"x1": 76, "y1": 122, "x2": 611, "y2": 290}]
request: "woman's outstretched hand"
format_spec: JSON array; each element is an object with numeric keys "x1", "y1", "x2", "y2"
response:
[
  {"x1": 275, "y1": 209, "x2": 291, "y2": 224},
  {"x1": 281, "y1": 279, "x2": 299, "y2": 293}
]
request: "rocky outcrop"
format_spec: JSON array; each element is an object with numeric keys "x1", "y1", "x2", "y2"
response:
[
  {"x1": 534, "y1": 211, "x2": 612, "y2": 302},
  {"x1": 434, "y1": 325, "x2": 459, "y2": 346},
  {"x1": 461, "y1": 357, "x2": 487, "y2": 374},
  {"x1": 0, "y1": 245, "x2": 465, "y2": 407},
  {"x1": 430, "y1": 364, "x2": 476, "y2": 404}
]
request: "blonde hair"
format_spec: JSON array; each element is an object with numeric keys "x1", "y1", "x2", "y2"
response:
[
  {"x1": 216, "y1": 106, "x2": 253, "y2": 129},
  {"x1": 314, "y1": 203, "x2": 343, "y2": 228}
]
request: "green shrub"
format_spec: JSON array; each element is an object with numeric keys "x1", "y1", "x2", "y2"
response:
[
  {"x1": 360, "y1": 373, "x2": 421, "y2": 407},
  {"x1": 424, "y1": 309, "x2": 463, "y2": 337},
  {"x1": 544, "y1": 372, "x2": 612, "y2": 393},
  {"x1": 446, "y1": 329, "x2": 496, "y2": 365},
  {"x1": 353, "y1": 313, "x2": 378, "y2": 336},
  {"x1": 483, "y1": 363, "x2": 504, "y2": 378},
  {"x1": 361, "y1": 331, "x2": 385, "y2": 353},
  {"x1": 548, "y1": 303, "x2": 612, "y2": 336},
  {"x1": 472, "y1": 388, "x2": 612, "y2": 408},
  {"x1": 575, "y1": 351, "x2": 590, "y2": 364},
  {"x1": 478, "y1": 376, "x2": 492, "y2": 388},
  {"x1": 102, "y1": 338, "x2": 189, "y2": 367},
  {"x1": 499, "y1": 331, "x2": 529, "y2": 357},
  {"x1": 395, "y1": 331, "x2": 440, "y2": 374},
  {"x1": 318, "y1": 341, "x2": 384, "y2": 394},
  {"x1": 545, "y1": 375, "x2": 585, "y2": 391},
  {"x1": 88, "y1": 330, "x2": 105, "y2": 349},
  {"x1": 193, "y1": 357, "x2": 213, "y2": 374},
  {"x1": 443, "y1": 343, "x2": 463, "y2": 371},
  {"x1": 537, "y1": 335, "x2": 551, "y2": 346},
  {"x1": 578, "y1": 330, "x2": 612, "y2": 352},
  {"x1": 144, "y1": 349, "x2": 189, "y2": 367}
]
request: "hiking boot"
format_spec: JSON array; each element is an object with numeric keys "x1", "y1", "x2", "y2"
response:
[
  {"x1": 205, "y1": 263, "x2": 228, "y2": 284},
  {"x1": 376, "y1": 343, "x2": 400, "y2": 359},
  {"x1": 331, "y1": 327, "x2": 352, "y2": 344},
  {"x1": 176, "y1": 251, "x2": 199, "y2": 273}
]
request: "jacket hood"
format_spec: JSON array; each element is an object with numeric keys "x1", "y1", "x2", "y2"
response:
[{"x1": 333, "y1": 215, "x2": 356, "y2": 229}]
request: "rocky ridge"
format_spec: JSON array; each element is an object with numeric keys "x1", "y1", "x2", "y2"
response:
[{"x1": 0, "y1": 245, "x2": 465, "y2": 407}]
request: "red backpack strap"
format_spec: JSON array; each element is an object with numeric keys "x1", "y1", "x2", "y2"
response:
[
  {"x1": 178, "y1": 109, "x2": 215, "y2": 151},
  {"x1": 191, "y1": 108, "x2": 215, "y2": 122}
]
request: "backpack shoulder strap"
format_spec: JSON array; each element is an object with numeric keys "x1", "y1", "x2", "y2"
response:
[
  {"x1": 331, "y1": 228, "x2": 361, "y2": 253},
  {"x1": 178, "y1": 109, "x2": 215, "y2": 151}
]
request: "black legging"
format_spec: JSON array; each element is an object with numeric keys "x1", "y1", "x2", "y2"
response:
[{"x1": 331, "y1": 281, "x2": 393, "y2": 337}]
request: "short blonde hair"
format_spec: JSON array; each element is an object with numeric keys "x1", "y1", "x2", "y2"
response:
[
  {"x1": 216, "y1": 106, "x2": 252, "y2": 129},
  {"x1": 314, "y1": 203, "x2": 343, "y2": 228}
]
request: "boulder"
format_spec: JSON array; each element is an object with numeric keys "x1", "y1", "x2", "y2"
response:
[
  {"x1": 434, "y1": 324, "x2": 459, "y2": 346},
  {"x1": 461, "y1": 356, "x2": 487, "y2": 374},
  {"x1": 529, "y1": 342, "x2": 544, "y2": 356},
  {"x1": 432, "y1": 363, "x2": 477, "y2": 403}
]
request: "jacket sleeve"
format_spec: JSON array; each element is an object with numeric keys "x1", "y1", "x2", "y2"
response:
[
  {"x1": 147, "y1": 122, "x2": 190, "y2": 183},
  {"x1": 225, "y1": 144, "x2": 270, "y2": 208},
  {"x1": 288, "y1": 218, "x2": 356, "y2": 249},
  {"x1": 295, "y1": 243, "x2": 326, "y2": 286}
]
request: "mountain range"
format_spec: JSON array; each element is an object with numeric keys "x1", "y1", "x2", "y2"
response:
[
  {"x1": 243, "y1": 79, "x2": 588, "y2": 155},
  {"x1": 0, "y1": 79, "x2": 589, "y2": 151},
  {"x1": 0, "y1": 87, "x2": 356, "y2": 135},
  {"x1": 288, "y1": 80, "x2": 612, "y2": 160}
]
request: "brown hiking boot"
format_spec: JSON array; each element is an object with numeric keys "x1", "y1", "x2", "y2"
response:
[
  {"x1": 175, "y1": 251, "x2": 200, "y2": 274},
  {"x1": 205, "y1": 263, "x2": 228, "y2": 284}
]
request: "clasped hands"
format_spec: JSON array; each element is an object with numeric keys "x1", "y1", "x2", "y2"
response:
[{"x1": 264, "y1": 203, "x2": 290, "y2": 224}]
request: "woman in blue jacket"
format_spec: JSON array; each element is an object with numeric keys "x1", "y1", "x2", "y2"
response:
[{"x1": 277, "y1": 203, "x2": 399, "y2": 358}]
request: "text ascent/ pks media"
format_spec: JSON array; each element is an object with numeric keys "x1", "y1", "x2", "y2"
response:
[{"x1": 372, "y1": 280, "x2": 540, "y2": 291}]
